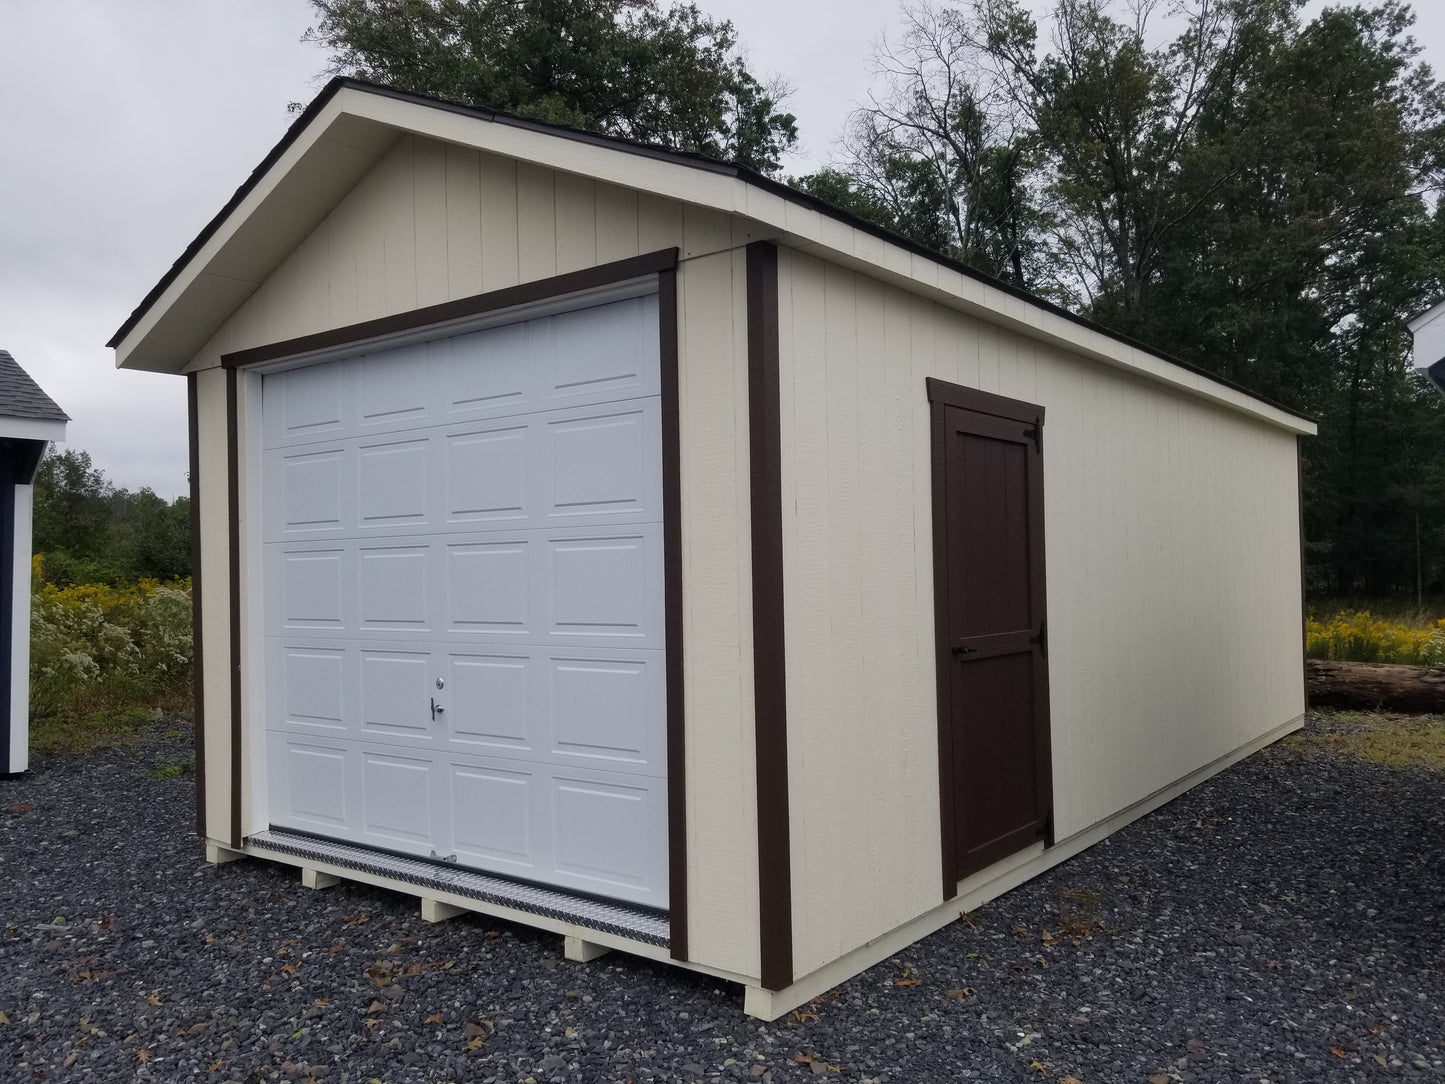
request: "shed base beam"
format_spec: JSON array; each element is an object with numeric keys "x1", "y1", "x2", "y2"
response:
[
  {"x1": 302, "y1": 867, "x2": 340, "y2": 890},
  {"x1": 564, "y1": 935, "x2": 613, "y2": 962},
  {"x1": 205, "y1": 842, "x2": 246, "y2": 865},
  {"x1": 421, "y1": 898, "x2": 466, "y2": 923}
]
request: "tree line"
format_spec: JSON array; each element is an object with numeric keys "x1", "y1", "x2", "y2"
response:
[
  {"x1": 305, "y1": 0, "x2": 1445, "y2": 601},
  {"x1": 31, "y1": 449, "x2": 190, "y2": 586},
  {"x1": 44, "y1": 1, "x2": 1442, "y2": 601}
]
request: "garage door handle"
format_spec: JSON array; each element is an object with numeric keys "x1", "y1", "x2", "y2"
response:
[
  {"x1": 430, "y1": 697, "x2": 445, "y2": 720},
  {"x1": 952, "y1": 645, "x2": 977, "y2": 656}
]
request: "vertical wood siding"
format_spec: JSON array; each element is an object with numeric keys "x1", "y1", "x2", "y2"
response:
[
  {"x1": 183, "y1": 135, "x2": 760, "y2": 978},
  {"x1": 777, "y1": 249, "x2": 1304, "y2": 978},
  {"x1": 194, "y1": 365, "x2": 233, "y2": 837}
]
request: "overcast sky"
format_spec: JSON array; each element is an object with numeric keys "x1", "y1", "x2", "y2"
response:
[{"x1": 3, "y1": 1, "x2": 1442, "y2": 501}]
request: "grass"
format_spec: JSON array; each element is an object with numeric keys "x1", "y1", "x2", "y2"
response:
[{"x1": 1284, "y1": 711, "x2": 1445, "y2": 774}]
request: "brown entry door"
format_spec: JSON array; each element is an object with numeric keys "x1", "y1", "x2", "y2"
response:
[{"x1": 929, "y1": 379, "x2": 1052, "y2": 884}]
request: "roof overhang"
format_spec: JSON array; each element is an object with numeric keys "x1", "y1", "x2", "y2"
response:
[
  {"x1": 1407, "y1": 299, "x2": 1445, "y2": 394},
  {"x1": 0, "y1": 416, "x2": 66, "y2": 443},
  {"x1": 111, "y1": 79, "x2": 1316, "y2": 437}
]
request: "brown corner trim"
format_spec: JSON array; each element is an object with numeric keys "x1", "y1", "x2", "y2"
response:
[
  {"x1": 659, "y1": 265, "x2": 689, "y2": 962},
  {"x1": 188, "y1": 373, "x2": 207, "y2": 839},
  {"x1": 1298, "y1": 435, "x2": 1308, "y2": 715},
  {"x1": 925, "y1": 377, "x2": 1045, "y2": 424},
  {"x1": 225, "y1": 368, "x2": 243, "y2": 850},
  {"x1": 747, "y1": 241, "x2": 793, "y2": 992},
  {"x1": 221, "y1": 248, "x2": 681, "y2": 369}
]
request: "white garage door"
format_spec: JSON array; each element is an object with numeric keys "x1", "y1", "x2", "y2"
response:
[{"x1": 261, "y1": 292, "x2": 669, "y2": 909}]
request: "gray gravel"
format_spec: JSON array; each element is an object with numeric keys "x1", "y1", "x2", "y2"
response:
[{"x1": 2, "y1": 713, "x2": 1442, "y2": 1083}]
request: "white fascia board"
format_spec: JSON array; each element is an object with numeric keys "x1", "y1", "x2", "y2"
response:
[
  {"x1": 0, "y1": 417, "x2": 65, "y2": 442},
  {"x1": 112, "y1": 96, "x2": 354, "y2": 371},
  {"x1": 346, "y1": 90, "x2": 756, "y2": 216}
]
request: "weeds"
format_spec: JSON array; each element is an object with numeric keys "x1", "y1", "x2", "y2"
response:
[
  {"x1": 1305, "y1": 610, "x2": 1445, "y2": 665},
  {"x1": 28, "y1": 565, "x2": 192, "y2": 753}
]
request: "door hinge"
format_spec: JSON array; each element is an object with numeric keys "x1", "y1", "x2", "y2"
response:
[
  {"x1": 1023, "y1": 420, "x2": 1042, "y2": 452},
  {"x1": 1029, "y1": 621, "x2": 1047, "y2": 657}
]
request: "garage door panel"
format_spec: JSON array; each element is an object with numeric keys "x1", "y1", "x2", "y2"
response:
[
  {"x1": 358, "y1": 544, "x2": 432, "y2": 632},
  {"x1": 360, "y1": 750, "x2": 442, "y2": 851},
  {"x1": 550, "y1": 653, "x2": 663, "y2": 770},
  {"x1": 278, "y1": 646, "x2": 348, "y2": 731},
  {"x1": 358, "y1": 341, "x2": 433, "y2": 426},
  {"x1": 268, "y1": 446, "x2": 348, "y2": 536},
  {"x1": 446, "y1": 321, "x2": 532, "y2": 415},
  {"x1": 543, "y1": 296, "x2": 658, "y2": 405},
  {"x1": 359, "y1": 649, "x2": 435, "y2": 739},
  {"x1": 446, "y1": 422, "x2": 531, "y2": 524},
  {"x1": 551, "y1": 773, "x2": 665, "y2": 905},
  {"x1": 446, "y1": 538, "x2": 532, "y2": 635},
  {"x1": 265, "y1": 361, "x2": 352, "y2": 445},
  {"x1": 359, "y1": 437, "x2": 433, "y2": 529},
  {"x1": 444, "y1": 652, "x2": 534, "y2": 751},
  {"x1": 449, "y1": 763, "x2": 539, "y2": 873},
  {"x1": 547, "y1": 530, "x2": 661, "y2": 643},
  {"x1": 269, "y1": 545, "x2": 349, "y2": 630},
  {"x1": 548, "y1": 401, "x2": 659, "y2": 523},
  {"x1": 268, "y1": 738, "x2": 353, "y2": 832}
]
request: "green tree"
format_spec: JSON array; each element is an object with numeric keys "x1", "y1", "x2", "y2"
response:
[
  {"x1": 304, "y1": 0, "x2": 798, "y2": 172},
  {"x1": 32, "y1": 448, "x2": 192, "y2": 586}
]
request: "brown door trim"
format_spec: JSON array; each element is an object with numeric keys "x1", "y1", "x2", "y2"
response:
[
  {"x1": 658, "y1": 266, "x2": 689, "y2": 962},
  {"x1": 927, "y1": 377, "x2": 1052, "y2": 894},
  {"x1": 748, "y1": 240, "x2": 794, "y2": 992},
  {"x1": 225, "y1": 366, "x2": 243, "y2": 850},
  {"x1": 187, "y1": 372, "x2": 207, "y2": 839},
  {"x1": 220, "y1": 249, "x2": 680, "y2": 369}
]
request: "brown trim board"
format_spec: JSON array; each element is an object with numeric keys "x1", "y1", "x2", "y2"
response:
[
  {"x1": 1298, "y1": 435, "x2": 1308, "y2": 715},
  {"x1": 658, "y1": 266, "x2": 689, "y2": 962},
  {"x1": 221, "y1": 249, "x2": 680, "y2": 369},
  {"x1": 926, "y1": 377, "x2": 1051, "y2": 893},
  {"x1": 188, "y1": 373, "x2": 207, "y2": 838},
  {"x1": 225, "y1": 367, "x2": 242, "y2": 850},
  {"x1": 747, "y1": 241, "x2": 793, "y2": 992}
]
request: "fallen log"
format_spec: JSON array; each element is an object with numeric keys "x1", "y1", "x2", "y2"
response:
[{"x1": 1307, "y1": 659, "x2": 1445, "y2": 714}]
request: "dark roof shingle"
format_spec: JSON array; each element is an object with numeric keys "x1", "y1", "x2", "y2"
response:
[{"x1": 0, "y1": 350, "x2": 69, "y2": 422}]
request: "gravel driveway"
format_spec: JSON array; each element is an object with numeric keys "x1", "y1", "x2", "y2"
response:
[{"x1": 2, "y1": 713, "x2": 1441, "y2": 1084}]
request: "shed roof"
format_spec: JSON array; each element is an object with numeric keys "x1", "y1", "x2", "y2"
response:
[
  {"x1": 0, "y1": 350, "x2": 68, "y2": 422},
  {"x1": 109, "y1": 78, "x2": 1314, "y2": 435}
]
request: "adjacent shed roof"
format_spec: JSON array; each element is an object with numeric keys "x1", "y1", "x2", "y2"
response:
[
  {"x1": 0, "y1": 350, "x2": 68, "y2": 422},
  {"x1": 108, "y1": 78, "x2": 1314, "y2": 435}
]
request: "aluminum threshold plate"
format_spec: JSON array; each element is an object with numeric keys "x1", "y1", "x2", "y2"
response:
[{"x1": 248, "y1": 829, "x2": 670, "y2": 947}]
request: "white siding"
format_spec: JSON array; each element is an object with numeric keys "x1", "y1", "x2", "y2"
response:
[
  {"x1": 183, "y1": 137, "x2": 760, "y2": 978},
  {"x1": 777, "y1": 249, "x2": 1305, "y2": 978}
]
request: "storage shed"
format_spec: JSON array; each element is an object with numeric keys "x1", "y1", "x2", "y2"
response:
[
  {"x1": 0, "y1": 350, "x2": 67, "y2": 777},
  {"x1": 110, "y1": 80, "x2": 1314, "y2": 1018}
]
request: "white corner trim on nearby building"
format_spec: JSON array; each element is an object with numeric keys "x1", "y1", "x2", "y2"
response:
[{"x1": 7, "y1": 483, "x2": 34, "y2": 774}]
